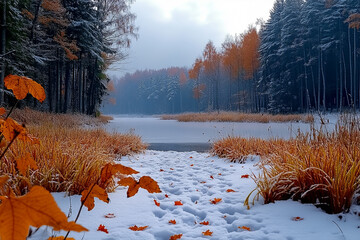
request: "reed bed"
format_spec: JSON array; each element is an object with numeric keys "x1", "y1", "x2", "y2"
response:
[
  {"x1": 162, "y1": 112, "x2": 314, "y2": 123},
  {"x1": 212, "y1": 114, "x2": 360, "y2": 213},
  {"x1": 0, "y1": 109, "x2": 146, "y2": 195}
]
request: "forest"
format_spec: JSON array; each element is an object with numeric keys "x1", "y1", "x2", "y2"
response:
[
  {"x1": 104, "y1": 0, "x2": 360, "y2": 114},
  {"x1": 0, "y1": 0, "x2": 137, "y2": 115}
]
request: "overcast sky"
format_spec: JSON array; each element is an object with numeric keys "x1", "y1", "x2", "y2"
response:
[{"x1": 107, "y1": 0, "x2": 276, "y2": 78}]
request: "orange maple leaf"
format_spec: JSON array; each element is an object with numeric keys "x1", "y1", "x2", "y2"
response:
[
  {"x1": 154, "y1": 199, "x2": 160, "y2": 207},
  {"x1": 170, "y1": 234, "x2": 183, "y2": 240},
  {"x1": 15, "y1": 153, "x2": 38, "y2": 176},
  {"x1": 4, "y1": 74, "x2": 46, "y2": 102},
  {"x1": 292, "y1": 216, "x2": 304, "y2": 221},
  {"x1": 174, "y1": 200, "x2": 183, "y2": 206},
  {"x1": 129, "y1": 225, "x2": 148, "y2": 231},
  {"x1": 218, "y1": 173, "x2": 222, "y2": 176},
  {"x1": 190, "y1": 164, "x2": 194, "y2": 167},
  {"x1": 202, "y1": 229, "x2": 213, "y2": 236},
  {"x1": 81, "y1": 184, "x2": 109, "y2": 211},
  {"x1": 165, "y1": 194, "x2": 169, "y2": 198},
  {"x1": 168, "y1": 219, "x2": 176, "y2": 224},
  {"x1": 118, "y1": 176, "x2": 161, "y2": 198},
  {"x1": 241, "y1": 174, "x2": 250, "y2": 178},
  {"x1": 226, "y1": 189, "x2": 236, "y2": 193},
  {"x1": 239, "y1": 226, "x2": 251, "y2": 231},
  {"x1": 0, "y1": 108, "x2": 5, "y2": 116},
  {"x1": 210, "y1": 198, "x2": 222, "y2": 204},
  {"x1": 199, "y1": 221, "x2": 209, "y2": 225},
  {"x1": 0, "y1": 186, "x2": 87, "y2": 240},
  {"x1": 99, "y1": 163, "x2": 139, "y2": 188},
  {"x1": 97, "y1": 224, "x2": 109, "y2": 234}
]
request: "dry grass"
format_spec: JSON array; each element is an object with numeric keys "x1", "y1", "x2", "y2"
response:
[
  {"x1": 0, "y1": 109, "x2": 147, "y2": 195},
  {"x1": 211, "y1": 137, "x2": 295, "y2": 163},
  {"x1": 212, "y1": 114, "x2": 360, "y2": 213},
  {"x1": 162, "y1": 112, "x2": 314, "y2": 123}
]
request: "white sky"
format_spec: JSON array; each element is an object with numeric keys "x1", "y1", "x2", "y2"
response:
[{"x1": 107, "y1": 0, "x2": 276, "y2": 77}]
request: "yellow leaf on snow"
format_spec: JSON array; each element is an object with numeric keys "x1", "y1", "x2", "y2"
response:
[
  {"x1": 4, "y1": 74, "x2": 46, "y2": 103},
  {"x1": 0, "y1": 186, "x2": 88, "y2": 240},
  {"x1": 81, "y1": 184, "x2": 109, "y2": 211},
  {"x1": 16, "y1": 153, "x2": 38, "y2": 176}
]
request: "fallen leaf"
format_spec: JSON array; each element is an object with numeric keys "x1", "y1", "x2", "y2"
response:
[
  {"x1": 0, "y1": 108, "x2": 5, "y2": 116},
  {"x1": 200, "y1": 181, "x2": 206, "y2": 184},
  {"x1": 118, "y1": 176, "x2": 161, "y2": 198},
  {"x1": 174, "y1": 201, "x2": 183, "y2": 206},
  {"x1": 160, "y1": 169, "x2": 164, "y2": 172},
  {"x1": 169, "y1": 234, "x2": 183, "y2": 240},
  {"x1": 292, "y1": 216, "x2": 304, "y2": 221},
  {"x1": 190, "y1": 164, "x2": 194, "y2": 167},
  {"x1": 81, "y1": 184, "x2": 109, "y2": 211},
  {"x1": 100, "y1": 163, "x2": 139, "y2": 187},
  {"x1": 170, "y1": 168, "x2": 174, "y2": 170},
  {"x1": 189, "y1": 156, "x2": 193, "y2": 158},
  {"x1": 210, "y1": 175, "x2": 214, "y2": 179},
  {"x1": 97, "y1": 224, "x2": 109, "y2": 234},
  {"x1": 15, "y1": 153, "x2": 38, "y2": 176},
  {"x1": 210, "y1": 198, "x2": 222, "y2": 204},
  {"x1": 226, "y1": 189, "x2": 236, "y2": 193},
  {"x1": 241, "y1": 174, "x2": 250, "y2": 178},
  {"x1": 4, "y1": 74, "x2": 46, "y2": 102},
  {"x1": 239, "y1": 226, "x2": 251, "y2": 231},
  {"x1": 165, "y1": 194, "x2": 169, "y2": 198},
  {"x1": 0, "y1": 186, "x2": 87, "y2": 240},
  {"x1": 168, "y1": 219, "x2": 176, "y2": 224},
  {"x1": 104, "y1": 213, "x2": 115, "y2": 218},
  {"x1": 202, "y1": 229, "x2": 213, "y2": 236},
  {"x1": 129, "y1": 225, "x2": 148, "y2": 231},
  {"x1": 200, "y1": 221, "x2": 209, "y2": 225},
  {"x1": 218, "y1": 173, "x2": 222, "y2": 176},
  {"x1": 154, "y1": 199, "x2": 160, "y2": 207}
]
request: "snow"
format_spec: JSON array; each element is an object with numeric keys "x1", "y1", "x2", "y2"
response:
[{"x1": 30, "y1": 150, "x2": 360, "y2": 240}]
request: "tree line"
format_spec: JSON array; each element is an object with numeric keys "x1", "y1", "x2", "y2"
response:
[
  {"x1": 106, "y1": 0, "x2": 360, "y2": 114},
  {"x1": 0, "y1": 0, "x2": 137, "y2": 115}
]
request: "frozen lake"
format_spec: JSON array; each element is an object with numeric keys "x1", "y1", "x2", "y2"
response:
[{"x1": 105, "y1": 115, "x2": 336, "y2": 151}]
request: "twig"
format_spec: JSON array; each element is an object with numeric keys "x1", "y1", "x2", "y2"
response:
[
  {"x1": 63, "y1": 183, "x2": 97, "y2": 240},
  {"x1": 332, "y1": 220, "x2": 346, "y2": 240}
]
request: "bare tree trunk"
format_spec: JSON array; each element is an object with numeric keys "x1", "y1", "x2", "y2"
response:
[
  {"x1": 63, "y1": 61, "x2": 70, "y2": 113},
  {"x1": 321, "y1": 50, "x2": 326, "y2": 111},
  {"x1": 354, "y1": 29, "x2": 357, "y2": 109},
  {"x1": 0, "y1": 0, "x2": 6, "y2": 104},
  {"x1": 348, "y1": 28, "x2": 354, "y2": 108}
]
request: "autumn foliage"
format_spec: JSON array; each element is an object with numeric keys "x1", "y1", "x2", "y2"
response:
[{"x1": 0, "y1": 74, "x2": 159, "y2": 239}]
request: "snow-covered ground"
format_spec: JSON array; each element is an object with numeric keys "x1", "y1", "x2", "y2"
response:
[{"x1": 31, "y1": 150, "x2": 360, "y2": 240}]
